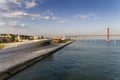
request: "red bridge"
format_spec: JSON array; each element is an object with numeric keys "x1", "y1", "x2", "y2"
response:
[{"x1": 66, "y1": 28, "x2": 120, "y2": 41}]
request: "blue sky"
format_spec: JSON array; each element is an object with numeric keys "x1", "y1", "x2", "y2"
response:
[{"x1": 0, "y1": 0, "x2": 120, "y2": 35}]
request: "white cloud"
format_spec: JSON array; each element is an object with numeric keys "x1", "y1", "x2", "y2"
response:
[
  {"x1": 93, "y1": 16, "x2": 100, "y2": 19},
  {"x1": 0, "y1": 0, "x2": 67, "y2": 29},
  {"x1": 74, "y1": 15, "x2": 89, "y2": 21},
  {"x1": 39, "y1": 0, "x2": 48, "y2": 4},
  {"x1": 2, "y1": 11, "x2": 26, "y2": 18},
  {"x1": 0, "y1": 0, "x2": 56, "y2": 31},
  {"x1": 0, "y1": 22, "x2": 5, "y2": 26},
  {"x1": 74, "y1": 14, "x2": 100, "y2": 21},
  {"x1": 0, "y1": 0, "x2": 9, "y2": 10},
  {"x1": 26, "y1": 0, "x2": 37, "y2": 9},
  {"x1": 0, "y1": 0, "x2": 38, "y2": 11},
  {"x1": 51, "y1": 16, "x2": 58, "y2": 20},
  {"x1": 1, "y1": 11, "x2": 51, "y2": 20},
  {"x1": 0, "y1": 20, "x2": 26, "y2": 28},
  {"x1": 9, "y1": 21, "x2": 17, "y2": 26},
  {"x1": 0, "y1": 0, "x2": 58, "y2": 21},
  {"x1": 58, "y1": 19, "x2": 69, "y2": 23},
  {"x1": 80, "y1": 15, "x2": 89, "y2": 20},
  {"x1": 43, "y1": 16, "x2": 50, "y2": 20},
  {"x1": 0, "y1": 0, "x2": 22, "y2": 10},
  {"x1": 44, "y1": 10, "x2": 54, "y2": 16},
  {"x1": 21, "y1": 24, "x2": 25, "y2": 27},
  {"x1": 10, "y1": 0, "x2": 21, "y2": 6}
]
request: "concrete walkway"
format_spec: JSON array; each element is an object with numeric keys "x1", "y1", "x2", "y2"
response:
[
  {"x1": 1, "y1": 39, "x2": 48, "y2": 49},
  {"x1": 0, "y1": 41, "x2": 72, "y2": 80},
  {"x1": 0, "y1": 43, "x2": 58, "y2": 72}
]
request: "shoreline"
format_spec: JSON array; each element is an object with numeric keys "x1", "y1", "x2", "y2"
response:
[{"x1": 0, "y1": 41, "x2": 73, "y2": 80}]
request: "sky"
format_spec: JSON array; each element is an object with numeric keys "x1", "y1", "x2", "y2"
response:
[{"x1": 0, "y1": 0, "x2": 120, "y2": 35}]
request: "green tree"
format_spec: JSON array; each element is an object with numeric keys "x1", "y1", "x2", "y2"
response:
[
  {"x1": 41, "y1": 36, "x2": 44, "y2": 39},
  {"x1": 10, "y1": 35, "x2": 15, "y2": 42}
]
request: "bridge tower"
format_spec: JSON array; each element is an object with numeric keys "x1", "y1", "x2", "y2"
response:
[{"x1": 107, "y1": 27, "x2": 110, "y2": 42}]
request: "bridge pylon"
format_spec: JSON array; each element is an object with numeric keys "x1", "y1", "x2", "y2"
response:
[{"x1": 107, "y1": 27, "x2": 110, "y2": 42}]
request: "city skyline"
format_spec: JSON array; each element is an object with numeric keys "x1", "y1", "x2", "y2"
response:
[{"x1": 0, "y1": 0, "x2": 120, "y2": 35}]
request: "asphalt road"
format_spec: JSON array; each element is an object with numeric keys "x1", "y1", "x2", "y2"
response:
[{"x1": 0, "y1": 43, "x2": 58, "y2": 72}]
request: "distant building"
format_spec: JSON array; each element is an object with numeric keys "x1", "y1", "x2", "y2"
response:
[
  {"x1": 33, "y1": 36, "x2": 39, "y2": 40},
  {"x1": 62, "y1": 36, "x2": 66, "y2": 40},
  {"x1": 0, "y1": 34, "x2": 12, "y2": 42},
  {"x1": 0, "y1": 34, "x2": 35, "y2": 43},
  {"x1": 17, "y1": 35, "x2": 33, "y2": 41},
  {"x1": 0, "y1": 33, "x2": 48, "y2": 43}
]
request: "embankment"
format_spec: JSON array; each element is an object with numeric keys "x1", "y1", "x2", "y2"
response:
[{"x1": 0, "y1": 41, "x2": 73, "y2": 80}]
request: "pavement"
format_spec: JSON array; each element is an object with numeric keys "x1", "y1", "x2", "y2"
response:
[
  {"x1": 1, "y1": 39, "x2": 48, "y2": 49},
  {"x1": 0, "y1": 43, "x2": 58, "y2": 72}
]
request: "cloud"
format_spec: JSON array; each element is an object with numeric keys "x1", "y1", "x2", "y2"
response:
[
  {"x1": 0, "y1": 0, "x2": 68, "y2": 29},
  {"x1": 4, "y1": 11, "x2": 38, "y2": 18},
  {"x1": 0, "y1": 0, "x2": 22, "y2": 11},
  {"x1": 26, "y1": 0, "x2": 37, "y2": 9},
  {"x1": 58, "y1": 19, "x2": 69, "y2": 23},
  {"x1": 0, "y1": 22, "x2": 6, "y2": 26},
  {"x1": 43, "y1": 16, "x2": 50, "y2": 20},
  {"x1": 43, "y1": 10, "x2": 54, "y2": 16},
  {"x1": 51, "y1": 16, "x2": 58, "y2": 20},
  {"x1": 1, "y1": 11, "x2": 51, "y2": 20},
  {"x1": 93, "y1": 16, "x2": 100, "y2": 19},
  {"x1": 0, "y1": 0, "x2": 39, "y2": 11},
  {"x1": 0, "y1": 0, "x2": 59, "y2": 21},
  {"x1": 20, "y1": 24, "x2": 25, "y2": 27},
  {"x1": 74, "y1": 15, "x2": 89, "y2": 21},
  {"x1": 0, "y1": 20, "x2": 26, "y2": 28},
  {"x1": 10, "y1": 0, "x2": 21, "y2": 6},
  {"x1": 11, "y1": 22, "x2": 26, "y2": 28},
  {"x1": 0, "y1": 0, "x2": 40, "y2": 23},
  {"x1": 74, "y1": 14, "x2": 100, "y2": 21}
]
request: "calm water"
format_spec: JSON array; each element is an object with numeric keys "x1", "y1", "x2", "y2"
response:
[{"x1": 8, "y1": 40, "x2": 120, "y2": 80}]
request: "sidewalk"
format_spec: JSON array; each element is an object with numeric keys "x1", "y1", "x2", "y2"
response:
[
  {"x1": 1, "y1": 39, "x2": 48, "y2": 49},
  {"x1": 0, "y1": 41, "x2": 73, "y2": 80}
]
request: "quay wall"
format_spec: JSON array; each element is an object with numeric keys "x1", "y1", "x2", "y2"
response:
[{"x1": 0, "y1": 41, "x2": 73, "y2": 80}]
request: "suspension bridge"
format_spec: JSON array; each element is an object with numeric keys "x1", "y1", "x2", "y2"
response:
[{"x1": 66, "y1": 28, "x2": 120, "y2": 41}]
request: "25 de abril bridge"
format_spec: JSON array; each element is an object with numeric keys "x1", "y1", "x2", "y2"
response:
[{"x1": 66, "y1": 28, "x2": 120, "y2": 42}]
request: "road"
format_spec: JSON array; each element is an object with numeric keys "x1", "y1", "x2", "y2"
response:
[
  {"x1": 1, "y1": 39, "x2": 48, "y2": 49},
  {"x1": 0, "y1": 43, "x2": 58, "y2": 72}
]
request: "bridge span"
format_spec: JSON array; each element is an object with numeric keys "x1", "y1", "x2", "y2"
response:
[{"x1": 66, "y1": 28, "x2": 120, "y2": 41}]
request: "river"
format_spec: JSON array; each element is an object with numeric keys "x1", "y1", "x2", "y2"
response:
[{"x1": 8, "y1": 40, "x2": 120, "y2": 80}]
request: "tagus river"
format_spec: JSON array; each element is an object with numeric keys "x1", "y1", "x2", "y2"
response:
[{"x1": 8, "y1": 40, "x2": 120, "y2": 80}]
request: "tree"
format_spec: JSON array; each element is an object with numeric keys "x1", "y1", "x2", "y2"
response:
[
  {"x1": 41, "y1": 36, "x2": 44, "y2": 39},
  {"x1": 10, "y1": 35, "x2": 15, "y2": 42}
]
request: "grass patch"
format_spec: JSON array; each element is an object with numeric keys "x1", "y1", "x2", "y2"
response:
[
  {"x1": 0, "y1": 45, "x2": 5, "y2": 49},
  {"x1": 53, "y1": 39, "x2": 72, "y2": 43}
]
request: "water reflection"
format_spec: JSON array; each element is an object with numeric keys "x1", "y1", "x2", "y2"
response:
[{"x1": 8, "y1": 40, "x2": 120, "y2": 80}]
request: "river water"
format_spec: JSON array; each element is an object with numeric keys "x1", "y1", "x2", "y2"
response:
[{"x1": 8, "y1": 40, "x2": 120, "y2": 80}]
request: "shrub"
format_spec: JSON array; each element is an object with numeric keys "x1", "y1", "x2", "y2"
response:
[{"x1": 0, "y1": 45, "x2": 5, "y2": 49}]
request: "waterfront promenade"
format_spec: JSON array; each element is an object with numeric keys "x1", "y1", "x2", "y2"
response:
[
  {"x1": 0, "y1": 39, "x2": 72, "y2": 80},
  {"x1": 1, "y1": 39, "x2": 48, "y2": 49}
]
